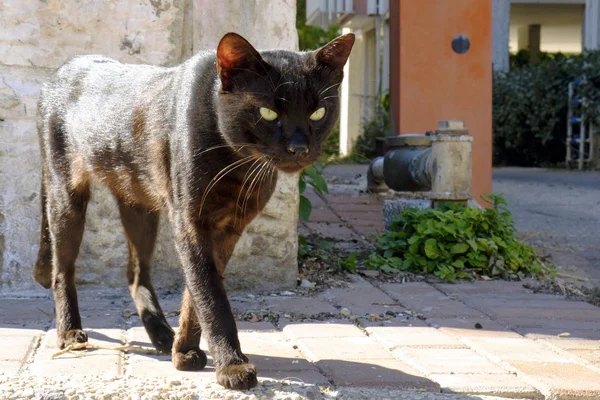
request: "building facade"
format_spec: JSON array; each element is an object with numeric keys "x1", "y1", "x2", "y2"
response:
[{"x1": 307, "y1": 0, "x2": 600, "y2": 156}]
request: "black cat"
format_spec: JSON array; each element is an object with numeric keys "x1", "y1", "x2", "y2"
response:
[{"x1": 33, "y1": 32, "x2": 354, "y2": 389}]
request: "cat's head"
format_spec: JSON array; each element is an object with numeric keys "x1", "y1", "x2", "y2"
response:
[{"x1": 216, "y1": 32, "x2": 354, "y2": 173}]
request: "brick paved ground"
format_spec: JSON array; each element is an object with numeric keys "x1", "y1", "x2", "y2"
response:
[{"x1": 2, "y1": 190, "x2": 600, "y2": 399}]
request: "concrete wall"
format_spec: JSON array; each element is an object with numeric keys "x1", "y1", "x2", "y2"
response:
[{"x1": 0, "y1": 0, "x2": 299, "y2": 291}]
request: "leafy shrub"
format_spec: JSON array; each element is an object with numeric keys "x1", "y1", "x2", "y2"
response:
[
  {"x1": 493, "y1": 51, "x2": 600, "y2": 166},
  {"x1": 321, "y1": 122, "x2": 340, "y2": 160},
  {"x1": 365, "y1": 194, "x2": 553, "y2": 282},
  {"x1": 298, "y1": 164, "x2": 328, "y2": 221},
  {"x1": 352, "y1": 93, "x2": 390, "y2": 160}
]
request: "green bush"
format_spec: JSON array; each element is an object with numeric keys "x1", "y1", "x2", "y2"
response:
[
  {"x1": 298, "y1": 164, "x2": 328, "y2": 221},
  {"x1": 365, "y1": 194, "x2": 554, "y2": 282},
  {"x1": 493, "y1": 51, "x2": 600, "y2": 166},
  {"x1": 351, "y1": 93, "x2": 390, "y2": 161}
]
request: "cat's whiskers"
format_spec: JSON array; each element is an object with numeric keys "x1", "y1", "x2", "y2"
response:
[
  {"x1": 252, "y1": 115, "x2": 264, "y2": 126},
  {"x1": 242, "y1": 159, "x2": 271, "y2": 222},
  {"x1": 256, "y1": 160, "x2": 275, "y2": 211},
  {"x1": 234, "y1": 156, "x2": 267, "y2": 225},
  {"x1": 252, "y1": 161, "x2": 271, "y2": 212},
  {"x1": 273, "y1": 81, "x2": 294, "y2": 92},
  {"x1": 317, "y1": 82, "x2": 342, "y2": 96},
  {"x1": 240, "y1": 161, "x2": 266, "y2": 223},
  {"x1": 193, "y1": 143, "x2": 259, "y2": 158},
  {"x1": 198, "y1": 155, "x2": 260, "y2": 219},
  {"x1": 320, "y1": 95, "x2": 339, "y2": 101},
  {"x1": 268, "y1": 158, "x2": 277, "y2": 190}
]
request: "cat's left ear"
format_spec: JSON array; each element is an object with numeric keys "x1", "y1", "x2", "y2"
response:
[
  {"x1": 314, "y1": 33, "x2": 355, "y2": 73},
  {"x1": 217, "y1": 33, "x2": 265, "y2": 91}
]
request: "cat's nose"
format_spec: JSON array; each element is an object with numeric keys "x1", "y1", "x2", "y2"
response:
[{"x1": 287, "y1": 130, "x2": 309, "y2": 154}]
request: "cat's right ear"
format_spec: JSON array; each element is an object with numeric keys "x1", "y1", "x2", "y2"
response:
[{"x1": 217, "y1": 33, "x2": 265, "y2": 92}]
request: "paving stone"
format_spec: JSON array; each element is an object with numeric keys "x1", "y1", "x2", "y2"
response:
[
  {"x1": 308, "y1": 208, "x2": 341, "y2": 223},
  {"x1": 327, "y1": 195, "x2": 380, "y2": 205},
  {"x1": 395, "y1": 348, "x2": 507, "y2": 375},
  {"x1": 379, "y1": 282, "x2": 447, "y2": 302},
  {"x1": 262, "y1": 297, "x2": 337, "y2": 316},
  {"x1": 466, "y1": 338, "x2": 569, "y2": 363},
  {"x1": 540, "y1": 337, "x2": 600, "y2": 351},
  {"x1": 511, "y1": 361, "x2": 600, "y2": 398},
  {"x1": 336, "y1": 211, "x2": 384, "y2": 221},
  {"x1": 0, "y1": 299, "x2": 54, "y2": 328},
  {"x1": 505, "y1": 317, "x2": 600, "y2": 331},
  {"x1": 229, "y1": 295, "x2": 264, "y2": 313},
  {"x1": 318, "y1": 358, "x2": 439, "y2": 390},
  {"x1": 436, "y1": 281, "x2": 534, "y2": 296},
  {"x1": 260, "y1": 369, "x2": 330, "y2": 385},
  {"x1": 236, "y1": 321, "x2": 278, "y2": 332},
  {"x1": 411, "y1": 299, "x2": 485, "y2": 319},
  {"x1": 467, "y1": 297, "x2": 600, "y2": 312},
  {"x1": 302, "y1": 190, "x2": 327, "y2": 207},
  {"x1": 0, "y1": 328, "x2": 41, "y2": 361},
  {"x1": 318, "y1": 278, "x2": 404, "y2": 316},
  {"x1": 520, "y1": 328, "x2": 600, "y2": 341},
  {"x1": 429, "y1": 317, "x2": 523, "y2": 339},
  {"x1": 366, "y1": 326, "x2": 465, "y2": 349},
  {"x1": 360, "y1": 315, "x2": 429, "y2": 329},
  {"x1": 32, "y1": 329, "x2": 123, "y2": 377},
  {"x1": 297, "y1": 336, "x2": 392, "y2": 362},
  {"x1": 127, "y1": 326, "x2": 174, "y2": 348},
  {"x1": 481, "y1": 305, "x2": 600, "y2": 323},
  {"x1": 431, "y1": 373, "x2": 542, "y2": 398},
  {"x1": 282, "y1": 321, "x2": 364, "y2": 339},
  {"x1": 77, "y1": 299, "x2": 127, "y2": 329},
  {"x1": 0, "y1": 360, "x2": 22, "y2": 376},
  {"x1": 127, "y1": 352, "x2": 214, "y2": 379},
  {"x1": 304, "y1": 222, "x2": 357, "y2": 240},
  {"x1": 238, "y1": 331, "x2": 314, "y2": 372},
  {"x1": 567, "y1": 350, "x2": 600, "y2": 365}
]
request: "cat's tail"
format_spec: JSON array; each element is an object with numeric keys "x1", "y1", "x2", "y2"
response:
[{"x1": 33, "y1": 172, "x2": 52, "y2": 289}]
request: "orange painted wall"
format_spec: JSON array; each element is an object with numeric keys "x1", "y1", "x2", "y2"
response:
[{"x1": 389, "y1": 0, "x2": 492, "y2": 204}]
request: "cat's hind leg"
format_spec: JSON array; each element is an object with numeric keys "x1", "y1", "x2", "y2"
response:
[
  {"x1": 117, "y1": 200, "x2": 174, "y2": 353},
  {"x1": 33, "y1": 170, "x2": 53, "y2": 289},
  {"x1": 46, "y1": 175, "x2": 90, "y2": 349},
  {"x1": 172, "y1": 287, "x2": 207, "y2": 370}
]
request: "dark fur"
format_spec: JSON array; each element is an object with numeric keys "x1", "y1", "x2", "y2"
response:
[{"x1": 34, "y1": 33, "x2": 354, "y2": 389}]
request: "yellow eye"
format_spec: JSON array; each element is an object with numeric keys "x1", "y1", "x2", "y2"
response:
[
  {"x1": 310, "y1": 107, "x2": 326, "y2": 121},
  {"x1": 259, "y1": 107, "x2": 278, "y2": 121}
]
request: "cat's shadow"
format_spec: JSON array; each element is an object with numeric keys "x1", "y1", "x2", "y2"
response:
[{"x1": 126, "y1": 339, "x2": 439, "y2": 390}]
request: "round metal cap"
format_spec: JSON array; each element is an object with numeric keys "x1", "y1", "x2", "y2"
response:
[{"x1": 386, "y1": 134, "x2": 432, "y2": 148}]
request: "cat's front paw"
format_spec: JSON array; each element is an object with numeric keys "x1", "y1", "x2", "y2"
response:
[
  {"x1": 58, "y1": 329, "x2": 88, "y2": 349},
  {"x1": 216, "y1": 363, "x2": 258, "y2": 390},
  {"x1": 172, "y1": 347, "x2": 207, "y2": 371}
]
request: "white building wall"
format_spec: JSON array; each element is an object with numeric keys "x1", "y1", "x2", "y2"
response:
[{"x1": 509, "y1": 3, "x2": 585, "y2": 53}]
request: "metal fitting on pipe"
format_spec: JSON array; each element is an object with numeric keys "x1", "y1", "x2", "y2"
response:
[
  {"x1": 367, "y1": 156, "x2": 387, "y2": 193},
  {"x1": 366, "y1": 120, "x2": 473, "y2": 202}
]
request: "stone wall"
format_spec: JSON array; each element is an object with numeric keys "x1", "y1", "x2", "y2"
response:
[{"x1": 0, "y1": 0, "x2": 299, "y2": 291}]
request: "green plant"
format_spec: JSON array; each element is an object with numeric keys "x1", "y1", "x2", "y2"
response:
[
  {"x1": 365, "y1": 194, "x2": 554, "y2": 282},
  {"x1": 298, "y1": 164, "x2": 328, "y2": 221},
  {"x1": 352, "y1": 93, "x2": 390, "y2": 161},
  {"x1": 493, "y1": 50, "x2": 600, "y2": 166},
  {"x1": 296, "y1": 0, "x2": 340, "y2": 51}
]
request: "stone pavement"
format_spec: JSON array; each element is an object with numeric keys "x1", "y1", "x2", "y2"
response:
[
  {"x1": 2, "y1": 185, "x2": 600, "y2": 399},
  {"x1": 2, "y1": 276, "x2": 600, "y2": 399}
]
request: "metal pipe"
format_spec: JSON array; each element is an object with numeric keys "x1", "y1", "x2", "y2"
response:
[{"x1": 366, "y1": 120, "x2": 472, "y2": 202}]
